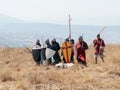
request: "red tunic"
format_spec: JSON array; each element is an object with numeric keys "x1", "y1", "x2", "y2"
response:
[
  {"x1": 93, "y1": 38, "x2": 105, "y2": 55},
  {"x1": 76, "y1": 41, "x2": 88, "y2": 62}
]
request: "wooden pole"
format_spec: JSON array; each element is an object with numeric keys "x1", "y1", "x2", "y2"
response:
[{"x1": 68, "y1": 14, "x2": 72, "y2": 39}]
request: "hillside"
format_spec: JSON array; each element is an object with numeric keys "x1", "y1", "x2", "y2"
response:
[
  {"x1": 0, "y1": 45, "x2": 120, "y2": 90},
  {"x1": 0, "y1": 14, "x2": 120, "y2": 47},
  {"x1": 0, "y1": 14, "x2": 23, "y2": 24}
]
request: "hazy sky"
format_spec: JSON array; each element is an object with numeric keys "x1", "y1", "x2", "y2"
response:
[{"x1": 0, "y1": 0, "x2": 120, "y2": 25}]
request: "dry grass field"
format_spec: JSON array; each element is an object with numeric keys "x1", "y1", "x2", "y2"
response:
[{"x1": 0, "y1": 45, "x2": 120, "y2": 90}]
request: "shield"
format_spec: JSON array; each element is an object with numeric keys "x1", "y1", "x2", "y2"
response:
[
  {"x1": 45, "y1": 48, "x2": 56, "y2": 59},
  {"x1": 62, "y1": 42, "x2": 72, "y2": 63}
]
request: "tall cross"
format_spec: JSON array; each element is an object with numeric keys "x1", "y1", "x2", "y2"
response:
[{"x1": 68, "y1": 14, "x2": 72, "y2": 40}]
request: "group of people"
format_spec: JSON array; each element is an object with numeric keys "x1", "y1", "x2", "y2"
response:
[
  {"x1": 32, "y1": 34, "x2": 105, "y2": 66},
  {"x1": 32, "y1": 38, "x2": 61, "y2": 65}
]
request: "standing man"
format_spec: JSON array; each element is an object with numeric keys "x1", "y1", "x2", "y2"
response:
[
  {"x1": 70, "y1": 39, "x2": 75, "y2": 63},
  {"x1": 93, "y1": 34, "x2": 105, "y2": 64},
  {"x1": 45, "y1": 39, "x2": 53, "y2": 65},
  {"x1": 51, "y1": 38, "x2": 61, "y2": 64},
  {"x1": 75, "y1": 36, "x2": 88, "y2": 66},
  {"x1": 32, "y1": 40, "x2": 41, "y2": 65},
  {"x1": 62, "y1": 38, "x2": 70, "y2": 63},
  {"x1": 40, "y1": 43, "x2": 46, "y2": 64}
]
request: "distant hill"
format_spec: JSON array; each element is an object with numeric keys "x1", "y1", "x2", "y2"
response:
[
  {"x1": 0, "y1": 14, "x2": 120, "y2": 47},
  {"x1": 0, "y1": 14, "x2": 23, "y2": 24},
  {"x1": 0, "y1": 13, "x2": 120, "y2": 32}
]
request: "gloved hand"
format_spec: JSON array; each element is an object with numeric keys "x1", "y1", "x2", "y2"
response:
[{"x1": 82, "y1": 47, "x2": 85, "y2": 50}]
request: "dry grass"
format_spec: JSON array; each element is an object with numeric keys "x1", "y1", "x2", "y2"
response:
[
  {"x1": 0, "y1": 68, "x2": 17, "y2": 82},
  {"x1": 0, "y1": 45, "x2": 120, "y2": 90}
]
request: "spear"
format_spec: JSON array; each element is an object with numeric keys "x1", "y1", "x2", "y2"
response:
[
  {"x1": 25, "y1": 46, "x2": 32, "y2": 53},
  {"x1": 22, "y1": 44, "x2": 32, "y2": 53},
  {"x1": 99, "y1": 26, "x2": 107, "y2": 34}
]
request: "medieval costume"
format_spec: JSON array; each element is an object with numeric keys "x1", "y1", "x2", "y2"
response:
[
  {"x1": 75, "y1": 36, "x2": 88, "y2": 66},
  {"x1": 51, "y1": 39, "x2": 61, "y2": 64},
  {"x1": 32, "y1": 40, "x2": 41, "y2": 65},
  {"x1": 93, "y1": 34, "x2": 105, "y2": 64},
  {"x1": 70, "y1": 39, "x2": 75, "y2": 63},
  {"x1": 62, "y1": 38, "x2": 70, "y2": 63},
  {"x1": 40, "y1": 43, "x2": 46, "y2": 64},
  {"x1": 45, "y1": 39, "x2": 53, "y2": 65}
]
